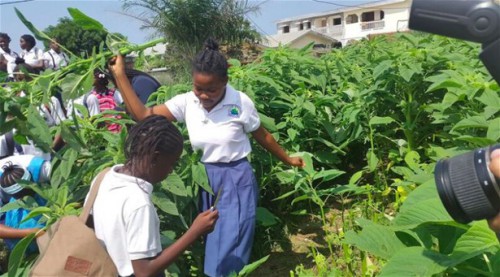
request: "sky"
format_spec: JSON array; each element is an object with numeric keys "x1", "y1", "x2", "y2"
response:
[{"x1": 0, "y1": 0, "x2": 373, "y2": 51}]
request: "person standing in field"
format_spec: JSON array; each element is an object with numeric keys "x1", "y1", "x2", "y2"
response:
[
  {"x1": 18, "y1": 34, "x2": 44, "y2": 74},
  {"x1": 108, "y1": 38, "x2": 305, "y2": 277},
  {"x1": 89, "y1": 115, "x2": 218, "y2": 277},
  {"x1": 0, "y1": 33, "x2": 20, "y2": 82},
  {"x1": 42, "y1": 38, "x2": 69, "y2": 71}
]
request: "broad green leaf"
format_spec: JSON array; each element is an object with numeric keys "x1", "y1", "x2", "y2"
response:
[
  {"x1": 399, "y1": 66, "x2": 417, "y2": 82},
  {"x1": 275, "y1": 169, "x2": 297, "y2": 185},
  {"x1": 313, "y1": 169, "x2": 345, "y2": 182},
  {"x1": 8, "y1": 233, "x2": 36, "y2": 277},
  {"x1": 21, "y1": 206, "x2": 52, "y2": 223},
  {"x1": 14, "y1": 8, "x2": 50, "y2": 41},
  {"x1": 452, "y1": 116, "x2": 489, "y2": 130},
  {"x1": 373, "y1": 60, "x2": 392, "y2": 79},
  {"x1": 27, "y1": 106, "x2": 53, "y2": 152},
  {"x1": 287, "y1": 128, "x2": 298, "y2": 141},
  {"x1": 450, "y1": 220, "x2": 499, "y2": 263},
  {"x1": 192, "y1": 162, "x2": 212, "y2": 195},
  {"x1": 162, "y1": 173, "x2": 187, "y2": 197},
  {"x1": 399, "y1": 180, "x2": 438, "y2": 214},
  {"x1": 273, "y1": 189, "x2": 297, "y2": 201},
  {"x1": 152, "y1": 194, "x2": 179, "y2": 216},
  {"x1": 0, "y1": 201, "x2": 22, "y2": 213},
  {"x1": 344, "y1": 219, "x2": 405, "y2": 260},
  {"x1": 258, "y1": 112, "x2": 277, "y2": 132},
  {"x1": 478, "y1": 89, "x2": 500, "y2": 109},
  {"x1": 256, "y1": 207, "x2": 279, "y2": 227},
  {"x1": 68, "y1": 8, "x2": 105, "y2": 31},
  {"x1": 404, "y1": 151, "x2": 421, "y2": 172},
  {"x1": 367, "y1": 150, "x2": 379, "y2": 172},
  {"x1": 487, "y1": 118, "x2": 500, "y2": 141},
  {"x1": 236, "y1": 255, "x2": 269, "y2": 276},
  {"x1": 369, "y1": 116, "x2": 395, "y2": 126},
  {"x1": 394, "y1": 198, "x2": 452, "y2": 228},
  {"x1": 457, "y1": 135, "x2": 495, "y2": 146},
  {"x1": 379, "y1": 247, "x2": 450, "y2": 277},
  {"x1": 292, "y1": 152, "x2": 314, "y2": 176},
  {"x1": 348, "y1": 170, "x2": 363, "y2": 185}
]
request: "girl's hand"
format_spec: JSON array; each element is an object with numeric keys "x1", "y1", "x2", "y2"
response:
[
  {"x1": 107, "y1": 55, "x2": 126, "y2": 77},
  {"x1": 191, "y1": 209, "x2": 219, "y2": 236},
  {"x1": 286, "y1": 156, "x2": 305, "y2": 168}
]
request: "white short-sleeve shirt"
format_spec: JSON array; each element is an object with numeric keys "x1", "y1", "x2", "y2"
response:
[
  {"x1": 166, "y1": 85, "x2": 260, "y2": 163},
  {"x1": 0, "y1": 49, "x2": 19, "y2": 78},
  {"x1": 20, "y1": 47, "x2": 44, "y2": 68},
  {"x1": 89, "y1": 165, "x2": 162, "y2": 276},
  {"x1": 42, "y1": 49, "x2": 69, "y2": 70}
]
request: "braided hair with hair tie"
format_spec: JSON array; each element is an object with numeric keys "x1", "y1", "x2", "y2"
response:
[{"x1": 192, "y1": 38, "x2": 228, "y2": 79}]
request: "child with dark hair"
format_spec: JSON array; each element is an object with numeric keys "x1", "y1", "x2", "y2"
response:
[
  {"x1": 89, "y1": 115, "x2": 218, "y2": 277},
  {"x1": 108, "y1": 66, "x2": 162, "y2": 106},
  {"x1": 0, "y1": 32, "x2": 20, "y2": 81},
  {"x1": 19, "y1": 34, "x2": 44, "y2": 73},
  {"x1": 12, "y1": 64, "x2": 66, "y2": 159},
  {"x1": 0, "y1": 155, "x2": 50, "y2": 252},
  {"x1": 109, "y1": 38, "x2": 305, "y2": 276},
  {"x1": 88, "y1": 69, "x2": 124, "y2": 132},
  {"x1": 42, "y1": 38, "x2": 69, "y2": 71}
]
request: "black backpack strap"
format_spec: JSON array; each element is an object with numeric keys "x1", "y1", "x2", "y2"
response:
[{"x1": 47, "y1": 51, "x2": 56, "y2": 69}]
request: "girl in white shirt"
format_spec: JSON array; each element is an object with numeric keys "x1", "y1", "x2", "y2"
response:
[
  {"x1": 19, "y1": 34, "x2": 44, "y2": 73},
  {"x1": 109, "y1": 38, "x2": 305, "y2": 277},
  {"x1": 89, "y1": 115, "x2": 218, "y2": 277}
]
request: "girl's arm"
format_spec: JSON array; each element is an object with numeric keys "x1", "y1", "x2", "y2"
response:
[
  {"x1": 131, "y1": 210, "x2": 218, "y2": 277},
  {"x1": 0, "y1": 224, "x2": 40, "y2": 239},
  {"x1": 108, "y1": 55, "x2": 176, "y2": 122},
  {"x1": 251, "y1": 125, "x2": 305, "y2": 167}
]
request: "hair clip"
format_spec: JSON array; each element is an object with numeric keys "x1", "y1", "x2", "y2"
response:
[{"x1": 98, "y1": 73, "x2": 106, "y2": 79}]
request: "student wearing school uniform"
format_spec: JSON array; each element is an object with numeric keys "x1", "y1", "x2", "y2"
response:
[
  {"x1": 19, "y1": 34, "x2": 44, "y2": 73},
  {"x1": 109, "y1": 38, "x2": 305, "y2": 277},
  {"x1": 12, "y1": 64, "x2": 66, "y2": 160},
  {"x1": 0, "y1": 33, "x2": 20, "y2": 81},
  {"x1": 0, "y1": 154, "x2": 50, "y2": 253},
  {"x1": 42, "y1": 38, "x2": 69, "y2": 71}
]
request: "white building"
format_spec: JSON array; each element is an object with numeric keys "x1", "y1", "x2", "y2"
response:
[{"x1": 263, "y1": 0, "x2": 411, "y2": 48}]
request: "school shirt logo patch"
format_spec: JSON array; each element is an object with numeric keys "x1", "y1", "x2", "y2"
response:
[{"x1": 228, "y1": 105, "x2": 241, "y2": 118}]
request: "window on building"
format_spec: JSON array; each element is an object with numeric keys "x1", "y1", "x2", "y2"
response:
[
  {"x1": 321, "y1": 19, "x2": 327, "y2": 27},
  {"x1": 299, "y1": 23, "x2": 304, "y2": 30},
  {"x1": 283, "y1": 26, "x2": 290, "y2": 33},
  {"x1": 306, "y1": 22, "x2": 311, "y2": 29},
  {"x1": 380, "y1": 11, "x2": 385, "y2": 20},
  {"x1": 333, "y1": 18, "x2": 342, "y2": 25},
  {"x1": 346, "y1": 14, "x2": 358, "y2": 24},
  {"x1": 361, "y1": 11, "x2": 375, "y2": 22}
]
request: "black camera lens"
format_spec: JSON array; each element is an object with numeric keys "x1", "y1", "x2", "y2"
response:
[{"x1": 435, "y1": 144, "x2": 500, "y2": 224}]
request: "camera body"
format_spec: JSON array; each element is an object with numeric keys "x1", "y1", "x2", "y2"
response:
[
  {"x1": 409, "y1": 0, "x2": 500, "y2": 85},
  {"x1": 409, "y1": 0, "x2": 500, "y2": 223}
]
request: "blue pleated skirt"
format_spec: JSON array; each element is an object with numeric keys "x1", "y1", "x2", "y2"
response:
[{"x1": 201, "y1": 158, "x2": 258, "y2": 277}]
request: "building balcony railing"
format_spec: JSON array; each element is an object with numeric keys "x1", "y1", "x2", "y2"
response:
[
  {"x1": 313, "y1": 25, "x2": 343, "y2": 35},
  {"x1": 361, "y1": 20, "x2": 385, "y2": 31}
]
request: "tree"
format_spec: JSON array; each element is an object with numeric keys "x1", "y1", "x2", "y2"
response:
[
  {"x1": 121, "y1": 0, "x2": 261, "y2": 79},
  {"x1": 43, "y1": 17, "x2": 126, "y2": 57}
]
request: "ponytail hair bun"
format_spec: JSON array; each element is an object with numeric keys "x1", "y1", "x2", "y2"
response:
[{"x1": 204, "y1": 38, "x2": 220, "y2": 52}]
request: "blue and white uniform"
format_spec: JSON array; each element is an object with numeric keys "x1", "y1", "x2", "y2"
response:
[
  {"x1": 0, "y1": 155, "x2": 50, "y2": 252},
  {"x1": 166, "y1": 84, "x2": 260, "y2": 277}
]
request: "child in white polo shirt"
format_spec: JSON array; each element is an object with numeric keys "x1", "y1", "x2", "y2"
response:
[
  {"x1": 109, "y1": 38, "x2": 305, "y2": 277},
  {"x1": 89, "y1": 115, "x2": 218, "y2": 277}
]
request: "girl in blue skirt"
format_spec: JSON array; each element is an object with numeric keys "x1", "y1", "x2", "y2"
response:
[{"x1": 109, "y1": 38, "x2": 305, "y2": 277}]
